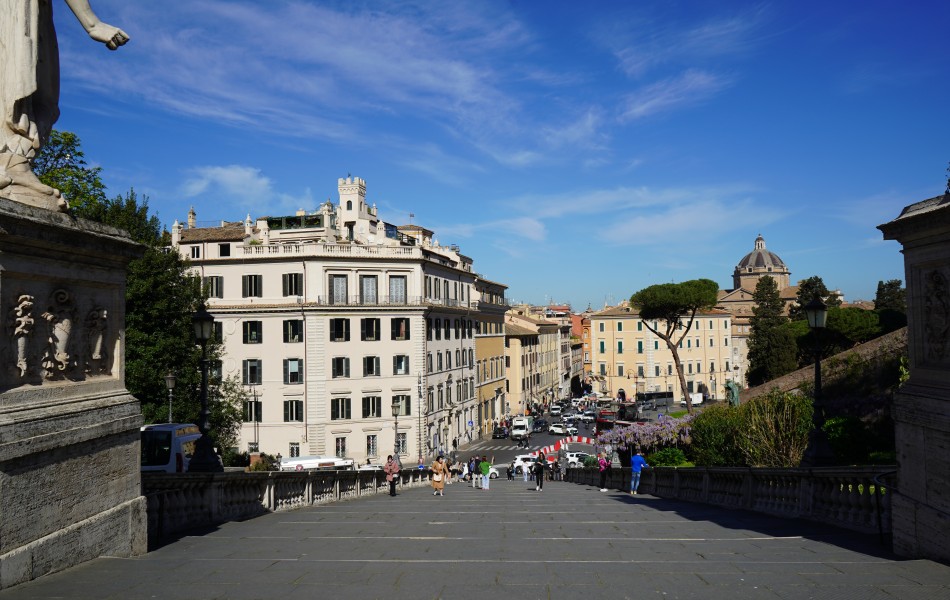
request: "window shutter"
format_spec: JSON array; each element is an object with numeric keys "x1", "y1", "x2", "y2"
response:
[
  {"x1": 343, "y1": 319, "x2": 350, "y2": 341},
  {"x1": 344, "y1": 358, "x2": 350, "y2": 378},
  {"x1": 282, "y1": 274, "x2": 289, "y2": 297}
]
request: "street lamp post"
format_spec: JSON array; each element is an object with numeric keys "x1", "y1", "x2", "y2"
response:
[
  {"x1": 391, "y1": 397, "x2": 401, "y2": 460},
  {"x1": 187, "y1": 304, "x2": 223, "y2": 472},
  {"x1": 164, "y1": 371, "x2": 176, "y2": 423},
  {"x1": 711, "y1": 375, "x2": 717, "y2": 402},
  {"x1": 801, "y1": 297, "x2": 834, "y2": 467}
]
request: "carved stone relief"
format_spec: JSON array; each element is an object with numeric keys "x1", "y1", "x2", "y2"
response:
[
  {"x1": 9, "y1": 294, "x2": 35, "y2": 377},
  {"x1": 923, "y1": 269, "x2": 950, "y2": 364}
]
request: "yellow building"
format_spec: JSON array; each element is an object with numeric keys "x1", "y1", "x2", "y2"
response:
[
  {"x1": 474, "y1": 278, "x2": 508, "y2": 435},
  {"x1": 504, "y1": 323, "x2": 539, "y2": 416},
  {"x1": 590, "y1": 305, "x2": 733, "y2": 404}
]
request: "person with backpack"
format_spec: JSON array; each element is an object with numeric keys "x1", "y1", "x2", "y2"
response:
[{"x1": 598, "y1": 452, "x2": 610, "y2": 492}]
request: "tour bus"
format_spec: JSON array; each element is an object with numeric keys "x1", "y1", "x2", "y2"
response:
[{"x1": 279, "y1": 455, "x2": 356, "y2": 472}]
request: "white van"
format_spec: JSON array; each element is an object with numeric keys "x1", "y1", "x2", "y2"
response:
[{"x1": 140, "y1": 423, "x2": 202, "y2": 473}]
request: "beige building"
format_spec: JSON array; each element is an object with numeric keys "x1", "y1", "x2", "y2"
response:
[
  {"x1": 716, "y1": 235, "x2": 798, "y2": 386},
  {"x1": 590, "y1": 305, "x2": 733, "y2": 404},
  {"x1": 473, "y1": 278, "x2": 509, "y2": 435},
  {"x1": 506, "y1": 307, "x2": 560, "y2": 408},
  {"x1": 172, "y1": 176, "x2": 506, "y2": 463},
  {"x1": 504, "y1": 323, "x2": 539, "y2": 416}
]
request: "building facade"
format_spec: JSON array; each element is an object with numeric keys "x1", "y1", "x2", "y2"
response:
[
  {"x1": 172, "y1": 176, "x2": 505, "y2": 464},
  {"x1": 473, "y1": 278, "x2": 509, "y2": 436},
  {"x1": 590, "y1": 305, "x2": 733, "y2": 403}
]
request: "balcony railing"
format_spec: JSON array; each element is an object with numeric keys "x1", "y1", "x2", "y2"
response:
[
  {"x1": 143, "y1": 468, "x2": 434, "y2": 550},
  {"x1": 242, "y1": 243, "x2": 422, "y2": 259},
  {"x1": 565, "y1": 465, "x2": 893, "y2": 537}
]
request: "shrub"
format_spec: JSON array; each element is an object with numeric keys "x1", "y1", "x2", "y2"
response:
[
  {"x1": 582, "y1": 455, "x2": 599, "y2": 469},
  {"x1": 741, "y1": 390, "x2": 812, "y2": 467},
  {"x1": 647, "y1": 447, "x2": 687, "y2": 467},
  {"x1": 689, "y1": 404, "x2": 746, "y2": 466}
]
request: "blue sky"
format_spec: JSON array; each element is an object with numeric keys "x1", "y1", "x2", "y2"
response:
[{"x1": 53, "y1": 1, "x2": 948, "y2": 309}]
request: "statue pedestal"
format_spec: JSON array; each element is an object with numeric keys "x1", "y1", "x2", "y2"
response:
[
  {"x1": 879, "y1": 194, "x2": 950, "y2": 563},
  {"x1": 0, "y1": 197, "x2": 146, "y2": 589}
]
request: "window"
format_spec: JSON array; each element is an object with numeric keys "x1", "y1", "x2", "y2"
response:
[
  {"x1": 688, "y1": 363, "x2": 693, "y2": 374},
  {"x1": 599, "y1": 323, "x2": 604, "y2": 332},
  {"x1": 242, "y1": 359, "x2": 262, "y2": 385},
  {"x1": 426, "y1": 353, "x2": 433, "y2": 373},
  {"x1": 284, "y1": 319, "x2": 303, "y2": 343},
  {"x1": 668, "y1": 364, "x2": 673, "y2": 375},
  {"x1": 248, "y1": 442, "x2": 259, "y2": 453},
  {"x1": 242, "y1": 274, "x2": 263, "y2": 298},
  {"x1": 283, "y1": 399, "x2": 303, "y2": 421},
  {"x1": 726, "y1": 361, "x2": 731, "y2": 372},
  {"x1": 393, "y1": 394, "x2": 411, "y2": 416},
  {"x1": 427, "y1": 388, "x2": 434, "y2": 413},
  {"x1": 468, "y1": 349, "x2": 474, "y2": 367},
  {"x1": 426, "y1": 318, "x2": 432, "y2": 341},
  {"x1": 289, "y1": 442, "x2": 300, "y2": 458},
  {"x1": 617, "y1": 341, "x2": 623, "y2": 354},
  {"x1": 283, "y1": 358, "x2": 303, "y2": 384},
  {"x1": 443, "y1": 319, "x2": 450, "y2": 339},
  {"x1": 359, "y1": 275, "x2": 377, "y2": 304},
  {"x1": 331, "y1": 397, "x2": 351, "y2": 420},
  {"x1": 393, "y1": 355, "x2": 410, "y2": 375},
  {"x1": 282, "y1": 273, "x2": 303, "y2": 297},
  {"x1": 599, "y1": 341, "x2": 605, "y2": 353},
  {"x1": 618, "y1": 322, "x2": 623, "y2": 332},
  {"x1": 697, "y1": 362, "x2": 703, "y2": 373},
  {"x1": 617, "y1": 364, "x2": 624, "y2": 377},
  {"x1": 335, "y1": 437, "x2": 347, "y2": 458},
  {"x1": 331, "y1": 357, "x2": 350, "y2": 378},
  {"x1": 434, "y1": 318, "x2": 442, "y2": 340},
  {"x1": 329, "y1": 318, "x2": 350, "y2": 342},
  {"x1": 637, "y1": 321, "x2": 643, "y2": 331},
  {"x1": 219, "y1": 243, "x2": 230, "y2": 257},
  {"x1": 360, "y1": 318, "x2": 381, "y2": 341},
  {"x1": 362, "y1": 396, "x2": 382, "y2": 418},
  {"x1": 190, "y1": 246, "x2": 201, "y2": 259},
  {"x1": 244, "y1": 397, "x2": 262, "y2": 422},
  {"x1": 437, "y1": 353, "x2": 443, "y2": 371},
  {"x1": 366, "y1": 435, "x2": 378, "y2": 458},
  {"x1": 329, "y1": 275, "x2": 347, "y2": 304},
  {"x1": 637, "y1": 364, "x2": 645, "y2": 377},
  {"x1": 655, "y1": 365, "x2": 661, "y2": 377},
  {"x1": 395, "y1": 433, "x2": 407, "y2": 455},
  {"x1": 446, "y1": 352, "x2": 452, "y2": 370},
  {"x1": 654, "y1": 341, "x2": 659, "y2": 350},
  {"x1": 724, "y1": 337, "x2": 729, "y2": 346},
  {"x1": 636, "y1": 340, "x2": 642, "y2": 354},
  {"x1": 599, "y1": 363, "x2": 606, "y2": 376},
  {"x1": 391, "y1": 317, "x2": 410, "y2": 340},
  {"x1": 363, "y1": 356, "x2": 381, "y2": 377},
  {"x1": 203, "y1": 276, "x2": 223, "y2": 299},
  {"x1": 243, "y1": 321, "x2": 262, "y2": 344},
  {"x1": 710, "y1": 362, "x2": 716, "y2": 373},
  {"x1": 709, "y1": 337, "x2": 714, "y2": 347},
  {"x1": 389, "y1": 276, "x2": 407, "y2": 304}
]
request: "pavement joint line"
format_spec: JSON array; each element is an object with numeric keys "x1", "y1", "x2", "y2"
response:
[{"x1": 182, "y1": 557, "x2": 904, "y2": 565}]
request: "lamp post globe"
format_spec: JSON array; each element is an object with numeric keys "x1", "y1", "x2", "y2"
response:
[{"x1": 188, "y1": 304, "x2": 223, "y2": 472}]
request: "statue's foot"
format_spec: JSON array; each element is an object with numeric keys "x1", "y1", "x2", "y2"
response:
[{"x1": 0, "y1": 169, "x2": 68, "y2": 212}]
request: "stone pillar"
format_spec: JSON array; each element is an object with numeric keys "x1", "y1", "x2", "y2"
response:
[
  {"x1": 878, "y1": 193, "x2": 950, "y2": 562},
  {"x1": 0, "y1": 198, "x2": 146, "y2": 588}
]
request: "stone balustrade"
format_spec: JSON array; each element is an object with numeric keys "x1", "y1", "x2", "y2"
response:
[
  {"x1": 143, "y1": 468, "x2": 433, "y2": 549},
  {"x1": 566, "y1": 465, "x2": 893, "y2": 537}
]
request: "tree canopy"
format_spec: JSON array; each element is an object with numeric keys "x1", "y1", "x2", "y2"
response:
[
  {"x1": 790, "y1": 275, "x2": 841, "y2": 320},
  {"x1": 746, "y1": 276, "x2": 797, "y2": 386},
  {"x1": 631, "y1": 278, "x2": 719, "y2": 413}
]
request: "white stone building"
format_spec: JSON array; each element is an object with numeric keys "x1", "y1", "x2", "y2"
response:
[{"x1": 172, "y1": 176, "x2": 505, "y2": 463}]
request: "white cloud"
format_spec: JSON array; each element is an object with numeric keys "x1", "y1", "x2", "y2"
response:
[{"x1": 619, "y1": 70, "x2": 733, "y2": 122}]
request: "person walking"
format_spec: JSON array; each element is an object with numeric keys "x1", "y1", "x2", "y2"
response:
[
  {"x1": 630, "y1": 448, "x2": 649, "y2": 495},
  {"x1": 479, "y1": 455, "x2": 492, "y2": 490},
  {"x1": 522, "y1": 458, "x2": 530, "y2": 483},
  {"x1": 383, "y1": 454, "x2": 400, "y2": 497},
  {"x1": 535, "y1": 452, "x2": 547, "y2": 491},
  {"x1": 598, "y1": 452, "x2": 610, "y2": 492},
  {"x1": 431, "y1": 456, "x2": 448, "y2": 496},
  {"x1": 469, "y1": 456, "x2": 480, "y2": 489}
]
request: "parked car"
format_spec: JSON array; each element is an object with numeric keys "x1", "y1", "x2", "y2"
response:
[
  {"x1": 548, "y1": 423, "x2": 578, "y2": 436},
  {"x1": 461, "y1": 463, "x2": 499, "y2": 479},
  {"x1": 550, "y1": 405, "x2": 562, "y2": 416},
  {"x1": 140, "y1": 423, "x2": 202, "y2": 473},
  {"x1": 532, "y1": 418, "x2": 548, "y2": 433},
  {"x1": 578, "y1": 411, "x2": 596, "y2": 423},
  {"x1": 492, "y1": 427, "x2": 508, "y2": 439},
  {"x1": 565, "y1": 451, "x2": 591, "y2": 467}
]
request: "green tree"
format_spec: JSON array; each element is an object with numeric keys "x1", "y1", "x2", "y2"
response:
[
  {"x1": 874, "y1": 279, "x2": 907, "y2": 334},
  {"x1": 790, "y1": 275, "x2": 841, "y2": 320},
  {"x1": 630, "y1": 278, "x2": 719, "y2": 413},
  {"x1": 32, "y1": 130, "x2": 108, "y2": 213},
  {"x1": 746, "y1": 276, "x2": 798, "y2": 386}
]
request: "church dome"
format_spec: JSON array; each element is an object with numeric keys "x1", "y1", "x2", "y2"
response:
[{"x1": 737, "y1": 235, "x2": 786, "y2": 270}]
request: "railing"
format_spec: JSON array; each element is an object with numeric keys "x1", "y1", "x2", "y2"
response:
[
  {"x1": 143, "y1": 468, "x2": 433, "y2": 549},
  {"x1": 565, "y1": 465, "x2": 893, "y2": 537},
  {"x1": 241, "y1": 244, "x2": 422, "y2": 259}
]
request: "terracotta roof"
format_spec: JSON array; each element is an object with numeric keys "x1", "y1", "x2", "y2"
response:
[{"x1": 180, "y1": 226, "x2": 248, "y2": 243}]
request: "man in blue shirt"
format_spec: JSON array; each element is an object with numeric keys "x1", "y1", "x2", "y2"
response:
[{"x1": 630, "y1": 449, "x2": 649, "y2": 496}]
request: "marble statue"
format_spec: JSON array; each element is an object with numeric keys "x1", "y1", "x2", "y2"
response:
[{"x1": 0, "y1": 0, "x2": 128, "y2": 211}]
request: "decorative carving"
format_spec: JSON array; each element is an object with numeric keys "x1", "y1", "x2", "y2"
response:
[
  {"x1": 9, "y1": 294, "x2": 35, "y2": 377},
  {"x1": 41, "y1": 289, "x2": 74, "y2": 377},
  {"x1": 924, "y1": 269, "x2": 950, "y2": 363},
  {"x1": 84, "y1": 306, "x2": 109, "y2": 375}
]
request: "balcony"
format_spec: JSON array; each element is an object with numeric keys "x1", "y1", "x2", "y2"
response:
[{"x1": 241, "y1": 243, "x2": 423, "y2": 259}]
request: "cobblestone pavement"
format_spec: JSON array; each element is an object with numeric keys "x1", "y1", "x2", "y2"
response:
[{"x1": 3, "y1": 477, "x2": 949, "y2": 600}]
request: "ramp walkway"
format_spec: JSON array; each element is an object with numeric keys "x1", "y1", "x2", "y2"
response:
[{"x1": 2, "y1": 476, "x2": 948, "y2": 599}]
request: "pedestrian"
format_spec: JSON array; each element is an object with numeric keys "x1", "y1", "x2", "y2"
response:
[
  {"x1": 630, "y1": 448, "x2": 649, "y2": 495},
  {"x1": 507, "y1": 462, "x2": 514, "y2": 481},
  {"x1": 535, "y1": 453, "x2": 546, "y2": 491},
  {"x1": 552, "y1": 459, "x2": 561, "y2": 481},
  {"x1": 384, "y1": 454, "x2": 400, "y2": 497},
  {"x1": 598, "y1": 452, "x2": 610, "y2": 492},
  {"x1": 470, "y1": 456, "x2": 480, "y2": 488},
  {"x1": 479, "y1": 455, "x2": 492, "y2": 490},
  {"x1": 522, "y1": 458, "x2": 530, "y2": 482},
  {"x1": 431, "y1": 456, "x2": 448, "y2": 496}
]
